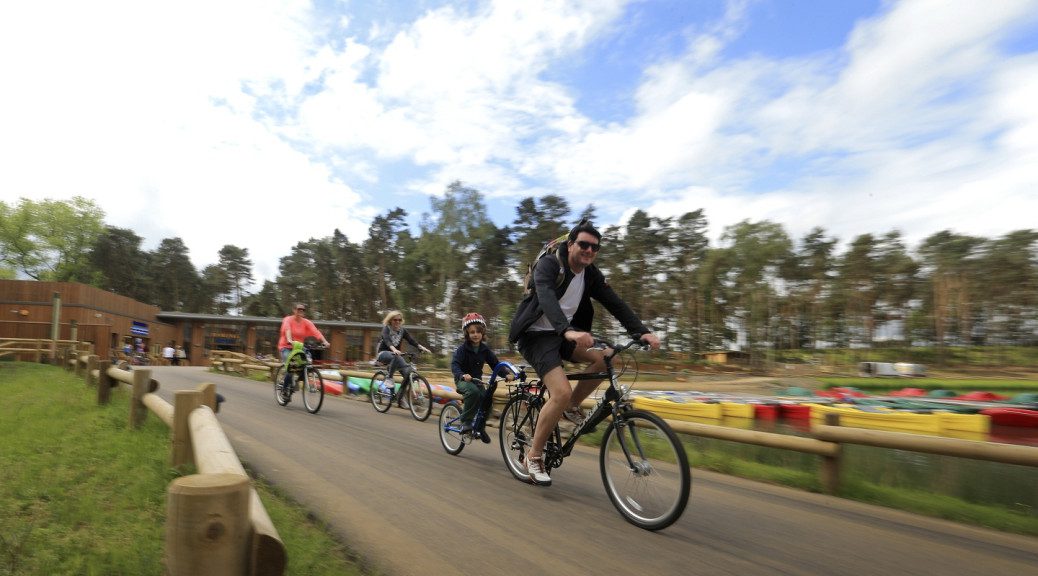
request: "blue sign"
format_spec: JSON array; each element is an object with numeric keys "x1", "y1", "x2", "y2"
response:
[{"x1": 131, "y1": 321, "x2": 149, "y2": 336}]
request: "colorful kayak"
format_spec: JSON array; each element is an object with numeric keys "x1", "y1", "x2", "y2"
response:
[
  {"x1": 979, "y1": 407, "x2": 1038, "y2": 427},
  {"x1": 807, "y1": 403, "x2": 990, "y2": 436}
]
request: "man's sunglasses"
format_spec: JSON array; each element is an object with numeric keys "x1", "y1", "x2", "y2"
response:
[{"x1": 575, "y1": 240, "x2": 601, "y2": 252}]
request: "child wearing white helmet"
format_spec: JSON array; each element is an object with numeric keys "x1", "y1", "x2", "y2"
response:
[{"x1": 450, "y1": 313, "x2": 507, "y2": 442}]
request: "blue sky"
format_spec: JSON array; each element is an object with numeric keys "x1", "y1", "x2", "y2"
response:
[{"x1": 2, "y1": 0, "x2": 1036, "y2": 284}]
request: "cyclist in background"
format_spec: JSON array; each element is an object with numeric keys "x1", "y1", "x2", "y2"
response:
[
  {"x1": 508, "y1": 219, "x2": 660, "y2": 485},
  {"x1": 450, "y1": 313, "x2": 510, "y2": 443},
  {"x1": 376, "y1": 310, "x2": 432, "y2": 388},
  {"x1": 277, "y1": 303, "x2": 330, "y2": 390}
]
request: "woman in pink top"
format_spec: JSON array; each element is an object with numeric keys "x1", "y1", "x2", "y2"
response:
[{"x1": 277, "y1": 303, "x2": 329, "y2": 361}]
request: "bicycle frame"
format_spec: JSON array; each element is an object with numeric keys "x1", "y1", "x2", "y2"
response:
[
  {"x1": 532, "y1": 341, "x2": 642, "y2": 470},
  {"x1": 443, "y1": 361, "x2": 526, "y2": 436}
]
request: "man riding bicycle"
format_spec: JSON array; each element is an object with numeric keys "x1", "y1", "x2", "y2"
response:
[{"x1": 508, "y1": 218, "x2": 660, "y2": 485}]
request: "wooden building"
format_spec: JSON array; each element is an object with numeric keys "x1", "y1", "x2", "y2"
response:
[{"x1": 1, "y1": 279, "x2": 432, "y2": 366}]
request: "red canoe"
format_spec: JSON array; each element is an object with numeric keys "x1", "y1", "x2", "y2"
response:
[
  {"x1": 779, "y1": 404, "x2": 811, "y2": 420},
  {"x1": 753, "y1": 404, "x2": 778, "y2": 420},
  {"x1": 979, "y1": 407, "x2": 1038, "y2": 428}
]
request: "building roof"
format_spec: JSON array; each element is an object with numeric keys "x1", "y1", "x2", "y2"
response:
[{"x1": 155, "y1": 311, "x2": 435, "y2": 332}]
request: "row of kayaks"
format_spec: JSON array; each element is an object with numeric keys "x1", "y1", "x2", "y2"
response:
[
  {"x1": 628, "y1": 387, "x2": 1038, "y2": 440},
  {"x1": 314, "y1": 370, "x2": 1038, "y2": 439}
]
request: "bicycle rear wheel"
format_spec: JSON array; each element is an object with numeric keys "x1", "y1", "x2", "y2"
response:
[
  {"x1": 599, "y1": 409, "x2": 690, "y2": 531},
  {"x1": 499, "y1": 396, "x2": 549, "y2": 483},
  {"x1": 272, "y1": 365, "x2": 290, "y2": 407},
  {"x1": 370, "y1": 371, "x2": 392, "y2": 413},
  {"x1": 407, "y1": 374, "x2": 433, "y2": 421},
  {"x1": 302, "y1": 366, "x2": 325, "y2": 414},
  {"x1": 438, "y1": 401, "x2": 465, "y2": 455}
]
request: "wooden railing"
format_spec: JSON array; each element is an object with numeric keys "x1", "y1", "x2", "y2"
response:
[
  {"x1": 69, "y1": 353, "x2": 284, "y2": 576},
  {"x1": 2, "y1": 338, "x2": 90, "y2": 363}
]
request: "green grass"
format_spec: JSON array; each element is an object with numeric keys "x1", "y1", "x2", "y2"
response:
[
  {"x1": 682, "y1": 440, "x2": 1038, "y2": 536},
  {"x1": 0, "y1": 363, "x2": 363, "y2": 576}
]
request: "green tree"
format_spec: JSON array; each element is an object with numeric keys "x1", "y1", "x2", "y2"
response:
[
  {"x1": 89, "y1": 226, "x2": 153, "y2": 302},
  {"x1": 216, "y1": 245, "x2": 254, "y2": 313},
  {"x1": 916, "y1": 230, "x2": 985, "y2": 362},
  {"x1": 363, "y1": 208, "x2": 408, "y2": 314},
  {"x1": 785, "y1": 227, "x2": 838, "y2": 350},
  {"x1": 0, "y1": 196, "x2": 105, "y2": 281},
  {"x1": 242, "y1": 280, "x2": 285, "y2": 317},
  {"x1": 975, "y1": 230, "x2": 1038, "y2": 347},
  {"x1": 718, "y1": 220, "x2": 793, "y2": 367},
  {"x1": 148, "y1": 238, "x2": 201, "y2": 311}
]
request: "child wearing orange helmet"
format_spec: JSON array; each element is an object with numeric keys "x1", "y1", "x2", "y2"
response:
[{"x1": 450, "y1": 313, "x2": 507, "y2": 442}]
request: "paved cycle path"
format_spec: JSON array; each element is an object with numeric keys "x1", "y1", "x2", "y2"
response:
[{"x1": 150, "y1": 367, "x2": 1037, "y2": 576}]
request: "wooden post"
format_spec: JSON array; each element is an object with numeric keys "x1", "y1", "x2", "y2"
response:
[
  {"x1": 172, "y1": 391, "x2": 202, "y2": 468},
  {"x1": 86, "y1": 355, "x2": 99, "y2": 387},
  {"x1": 97, "y1": 360, "x2": 113, "y2": 405},
  {"x1": 821, "y1": 413, "x2": 842, "y2": 495},
  {"x1": 165, "y1": 473, "x2": 251, "y2": 576},
  {"x1": 130, "y1": 369, "x2": 152, "y2": 429},
  {"x1": 196, "y1": 383, "x2": 218, "y2": 413}
]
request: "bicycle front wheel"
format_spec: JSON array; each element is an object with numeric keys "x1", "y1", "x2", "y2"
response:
[
  {"x1": 407, "y1": 374, "x2": 433, "y2": 421},
  {"x1": 302, "y1": 366, "x2": 325, "y2": 414},
  {"x1": 599, "y1": 409, "x2": 690, "y2": 531},
  {"x1": 272, "y1": 365, "x2": 289, "y2": 407},
  {"x1": 370, "y1": 371, "x2": 392, "y2": 413},
  {"x1": 438, "y1": 401, "x2": 465, "y2": 455}
]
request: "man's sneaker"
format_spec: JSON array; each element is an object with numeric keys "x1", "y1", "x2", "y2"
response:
[
  {"x1": 562, "y1": 406, "x2": 586, "y2": 427},
  {"x1": 525, "y1": 455, "x2": 552, "y2": 486},
  {"x1": 479, "y1": 430, "x2": 491, "y2": 444},
  {"x1": 459, "y1": 422, "x2": 473, "y2": 434}
]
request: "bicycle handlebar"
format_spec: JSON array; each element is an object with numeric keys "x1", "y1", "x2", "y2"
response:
[{"x1": 589, "y1": 338, "x2": 650, "y2": 358}]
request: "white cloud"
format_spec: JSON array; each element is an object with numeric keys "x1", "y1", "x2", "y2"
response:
[{"x1": 2, "y1": 0, "x2": 1036, "y2": 293}]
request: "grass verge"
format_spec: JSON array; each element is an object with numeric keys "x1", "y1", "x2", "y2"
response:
[{"x1": 0, "y1": 362, "x2": 364, "y2": 576}]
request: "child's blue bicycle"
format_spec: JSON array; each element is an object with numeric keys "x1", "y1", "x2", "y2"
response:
[{"x1": 438, "y1": 361, "x2": 526, "y2": 455}]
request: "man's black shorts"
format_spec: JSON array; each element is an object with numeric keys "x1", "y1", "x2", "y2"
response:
[{"x1": 516, "y1": 331, "x2": 576, "y2": 377}]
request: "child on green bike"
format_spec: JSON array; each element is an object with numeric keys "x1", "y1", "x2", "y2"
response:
[{"x1": 450, "y1": 313, "x2": 509, "y2": 443}]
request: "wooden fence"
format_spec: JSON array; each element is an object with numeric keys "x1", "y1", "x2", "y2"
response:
[
  {"x1": 1, "y1": 337, "x2": 90, "y2": 363},
  {"x1": 65, "y1": 350, "x2": 284, "y2": 576}
]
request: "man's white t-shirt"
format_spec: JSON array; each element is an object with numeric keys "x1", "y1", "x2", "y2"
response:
[{"x1": 530, "y1": 270, "x2": 585, "y2": 332}]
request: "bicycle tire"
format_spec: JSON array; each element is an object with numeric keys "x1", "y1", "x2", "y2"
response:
[
  {"x1": 438, "y1": 401, "x2": 465, "y2": 455},
  {"x1": 272, "y1": 365, "x2": 290, "y2": 407},
  {"x1": 302, "y1": 366, "x2": 325, "y2": 414},
  {"x1": 599, "y1": 409, "x2": 690, "y2": 531},
  {"x1": 370, "y1": 371, "x2": 392, "y2": 413},
  {"x1": 408, "y1": 374, "x2": 433, "y2": 421},
  {"x1": 499, "y1": 396, "x2": 556, "y2": 483}
]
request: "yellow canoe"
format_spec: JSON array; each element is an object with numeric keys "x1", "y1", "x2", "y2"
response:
[{"x1": 807, "y1": 403, "x2": 990, "y2": 436}]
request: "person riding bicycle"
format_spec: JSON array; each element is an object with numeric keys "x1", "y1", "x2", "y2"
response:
[
  {"x1": 508, "y1": 218, "x2": 660, "y2": 486},
  {"x1": 277, "y1": 303, "x2": 330, "y2": 393},
  {"x1": 376, "y1": 310, "x2": 432, "y2": 389},
  {"x1": 450, "y1": 313, "x2": 511, "y2": 443}
]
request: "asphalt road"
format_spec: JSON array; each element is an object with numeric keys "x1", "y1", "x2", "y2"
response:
[{"x1": 148, "y1": 366, "x2": 1037, "y2": 576}]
